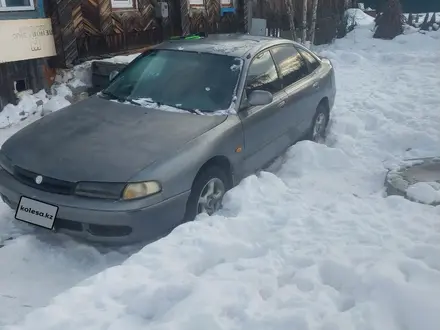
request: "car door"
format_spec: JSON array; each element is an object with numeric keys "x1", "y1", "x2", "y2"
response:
[
  {"x1": 238, "y1": 50, "x2": 290, "y2": 175},
  {"x1": 295, "y1": 45, "x2": 327, "y2": 127},
  {"x1": 270, "y1": 44, "x2": 317, "y2": 140}
]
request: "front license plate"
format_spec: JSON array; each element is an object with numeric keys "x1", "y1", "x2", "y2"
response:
[{"x1": 15, "y1": 196, "x2": 59, "y2": 230}]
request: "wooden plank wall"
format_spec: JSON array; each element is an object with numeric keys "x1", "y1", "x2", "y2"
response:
[
  {"x1": 0, "y1": 59, "x2": 46, "y2": 110},
  {"x1": 188, "y1": 0, "x2": 245, "y2": 34},
  {"x1": 48, "y1": 0, "x2": 177, "y2": 68},
  {"x1": 47, "y1": 0, "x2": 345, "y2": 68}
]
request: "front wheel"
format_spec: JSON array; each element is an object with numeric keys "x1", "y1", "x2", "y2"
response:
[{"x1": 183, "y1": 166, "x2": 229, "y2": 222}]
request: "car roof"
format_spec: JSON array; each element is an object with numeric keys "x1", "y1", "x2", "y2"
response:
[{"x1": 156, "y1": 33, "x2": 295, "y2": 58}]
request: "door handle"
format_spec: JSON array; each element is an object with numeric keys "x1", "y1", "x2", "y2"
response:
[
  {"x1": 278, "y1": 100, "x2": 286, "y2": 108},
  {"x1": 312, "y1": 82, "x2": 319, "y2": 89}
]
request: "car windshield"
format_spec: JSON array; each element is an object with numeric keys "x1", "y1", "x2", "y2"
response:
[{"x1": 102, "y1": 49, "x2": 243, "y2": 113}]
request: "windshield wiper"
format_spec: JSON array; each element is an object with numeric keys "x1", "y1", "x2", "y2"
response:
[
  {"x1": 130, "y1": 97, "x2": 200, "y2": 114},
  {"x1": 170, "y1": 103, "x2": 202, "y2": 115},
  {"x1": 101, "y1": 90, "x2": 123, "y2": 101},
  {"x1": 101, "y1": 91, "x2": 142, "y2": 107},
  {"x1": 125, "y1": 98, "x2": 142, "y2": 106},
  {"x1": 103, "y1": 91, "x2": 201, "y2": 114},
  {"x1": 179, "y1": 107, "x2": 201, "y2": 115}
]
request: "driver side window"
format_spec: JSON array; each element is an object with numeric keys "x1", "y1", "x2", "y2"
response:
[{"x1": 241, "y1": 51, "x2": 282, "y2": 109}]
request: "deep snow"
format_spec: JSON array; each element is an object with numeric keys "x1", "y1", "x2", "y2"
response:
[{"x1": 1, "y1": 13, "x2": 440, "y2": 330}]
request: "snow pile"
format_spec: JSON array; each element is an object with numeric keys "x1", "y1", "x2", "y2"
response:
[
  {"x1": 0, "y1": 90, "x2": 69, "y2": 129},
  {"x1": 3, "y1": 21, "x2": 440, "y2": 330},
  {"x1": 54, "y1": 62, "x2": 92, "y2": 90},
  {"x1": 345, "y1": 8, "x2": 375, "y2": 27},
  {"x1": 0, "y1": 61, "x2": 94, "y2": 129},
  {"x1": 0, "y1": 87, "x2": 71, "y2": 129},
  {"x1": 406, "y1": 182, "x2": 440, "y2": 205}
]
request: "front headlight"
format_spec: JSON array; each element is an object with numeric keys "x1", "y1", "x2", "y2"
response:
[
  {"x1": 75, "y1": 181, "x2": 161, "y2": 200},
  {"x1": 122, "y1": 181, "x2": 161, "y2": 200}
]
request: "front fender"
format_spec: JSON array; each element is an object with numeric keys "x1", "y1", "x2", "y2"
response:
[{"x1": 130, "y1": 115, "x2": 245, "y2": 199}]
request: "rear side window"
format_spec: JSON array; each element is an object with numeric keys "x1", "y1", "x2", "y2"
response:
[
  {"x1": 297, "y1": 47, "x2": 320, "y2": 72},
  {"x1": 245, "y1": 51, "x2": 282, "y2": 95},
  {"x1": 270, "y1": 45, "x2": 309, "y2": 87}
]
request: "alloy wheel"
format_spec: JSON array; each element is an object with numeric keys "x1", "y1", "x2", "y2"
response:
[{"x1": 197, "y1": 178, "x2": 226, "y2": 215}]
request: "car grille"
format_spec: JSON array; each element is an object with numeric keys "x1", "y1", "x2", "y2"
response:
[{"x1": 13, "y1": 166, "x2": 75, "y2": 195}]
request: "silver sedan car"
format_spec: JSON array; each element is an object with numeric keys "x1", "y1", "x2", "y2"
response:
[{"x1": 0, "y1": 33, "x2": 336, "y2": 245}]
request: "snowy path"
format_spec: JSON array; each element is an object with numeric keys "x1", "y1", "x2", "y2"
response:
[
  {"x1": 0, "y1": 205, "x2": 138, "y2": 326},
  {"x1": 1, "y1": 24, "x2": 440, "y2": 330}
]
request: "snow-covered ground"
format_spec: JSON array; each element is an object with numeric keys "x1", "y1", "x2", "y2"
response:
[
  {"x1": 1, "y1": 13, "x2": 440, "y2": 330},
  {"x1": 0, "y1": 225, "x2": 138, "y2": 326}
]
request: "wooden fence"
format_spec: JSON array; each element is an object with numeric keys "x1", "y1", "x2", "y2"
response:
[{"x1": 405, "y1": 12, "x2": 439, "y2": 31}]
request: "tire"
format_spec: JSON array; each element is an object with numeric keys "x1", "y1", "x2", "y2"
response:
[
  {"x1": 307, "y1": 102, "x2": 329, "y2": 142},
  {"x1": 183, "y1": 166, "x2": 230, "y2": 222}
]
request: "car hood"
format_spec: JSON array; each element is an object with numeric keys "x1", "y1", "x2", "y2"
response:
[{"x1": 1, "y1": 96, "x2": 227, "y2": 182}]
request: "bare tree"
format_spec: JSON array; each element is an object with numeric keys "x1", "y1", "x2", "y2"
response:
[
  {"x1": 180, "y1": 0, "x2": 191, "y2": 35},
  {"x1": 301, "y1": 0, "x2": 308, "y2": 43},
  {"x1": 308, "y1": 0, "x2": 319, "y2": 45},
  {"x1": 285, "y1": 0, "x2": 297, "y2": 40}
]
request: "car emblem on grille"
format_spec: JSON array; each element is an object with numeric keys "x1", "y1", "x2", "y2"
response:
[{"x1": 35, "y1": 175, "x2": 43, "y2": 185}]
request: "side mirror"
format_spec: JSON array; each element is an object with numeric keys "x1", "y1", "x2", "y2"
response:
[
  {"x1": 248, "y1": 90, "x2": 273, "y2": 106},
  {"x1": 109, "y1": 70, "x2": 119, "y2": 82}
]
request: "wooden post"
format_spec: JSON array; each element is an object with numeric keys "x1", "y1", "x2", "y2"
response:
[{"x1": 243, "y1": 0, "x2": 251, "y2": 33}]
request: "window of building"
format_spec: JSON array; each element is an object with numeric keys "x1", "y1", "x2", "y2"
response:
[
  {"x1": 190, "y1": 0, "x2": 232, "y2": 7},
  {"x1": 111, "y1": 0, "x2": 134, "y2": 9},
  {"x1": 0, "y1": 0, "x2": 34, "y2": 11},
  {"x1": 14, "y1": 79, "x2": 28, "y2": 93}
]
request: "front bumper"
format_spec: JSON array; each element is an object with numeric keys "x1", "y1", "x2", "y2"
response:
[{"x1": 0, "y1": 169, "x2": 190, "y2": 245}]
